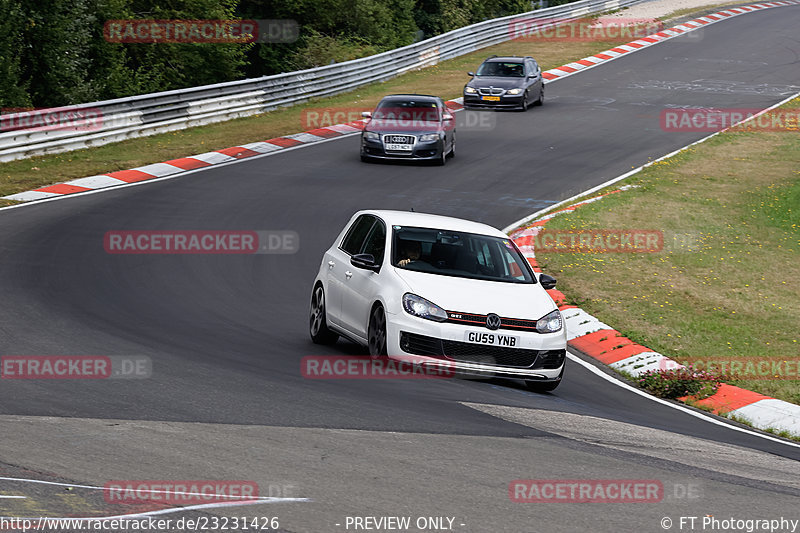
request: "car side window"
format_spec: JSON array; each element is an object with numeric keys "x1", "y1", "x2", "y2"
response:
[
  {"x1": 341, "y1": 215, "x2": 376, "y2": 255},
  {"x1": 361, "y1": 220, "x2": 387, "y2": 266}
]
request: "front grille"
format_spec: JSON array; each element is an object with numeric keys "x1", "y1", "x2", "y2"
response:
[
  {"x1": 478, "y1": 87, "x2": 505, "y2": 96},
  {"x1": 446, "y1": 311, "x2": 538, "y2": 332},
  {"x1": 400, "y1": 332, "x2": 565, "y2": 369},
  {"x1": 383, "y1": 134, "x2": 414, "y2": 144}
]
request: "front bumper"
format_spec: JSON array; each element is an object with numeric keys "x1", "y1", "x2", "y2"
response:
[
  {"x1": 361, "y1": 137, "x2": 444, "y2": 160},
  {"x1": 463, "y1": 93, "x2": 524, "y2": 109},
  {"x1": 386, "y1": 311, "x2": 567, "y2": 381}
]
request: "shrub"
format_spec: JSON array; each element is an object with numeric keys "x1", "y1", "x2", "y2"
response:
[{"x1": 638, "y1": 364, "x2": 726, "y2": 400}]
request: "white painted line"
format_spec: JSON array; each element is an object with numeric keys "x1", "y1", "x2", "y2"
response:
[
  {"x1": 0, "y1": 476, "x2": 311, "y2": 521},
  {"x1": 63, "y1": 175, "x2": 128, "y2": 189},
  {"x1": 566, "y1": 351, "x2": 800, "y2": 448},
  {"x1": 564, "y1": 62, "x2": 588, "y2": 70},
  {"x1": 3, "y1": 499, "x2": 309, "y2": 522},
  {"x1": 0, "y1": 495, "x2": 26, "y2": 499}
]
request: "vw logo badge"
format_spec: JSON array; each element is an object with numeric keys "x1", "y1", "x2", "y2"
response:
[{"x1": 486, "y1": 313, "x2": 501, "y2": 330}]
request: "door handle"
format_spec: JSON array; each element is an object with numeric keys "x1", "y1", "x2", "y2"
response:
[
  {"x1": 345, "y1": 271, "x2": 353, "y2": 279},
  {"x1": 328, "y1": 261, "x2": 335, "y2": 269}
]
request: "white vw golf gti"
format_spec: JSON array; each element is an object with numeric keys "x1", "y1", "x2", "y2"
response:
[{"x1": 309, "y1": 210, "x2": 567, "y2": 391}]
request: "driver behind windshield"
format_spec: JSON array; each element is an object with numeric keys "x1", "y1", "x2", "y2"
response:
[{"x1": 396, "y1": 240, "x2": 422, "y2": 267}]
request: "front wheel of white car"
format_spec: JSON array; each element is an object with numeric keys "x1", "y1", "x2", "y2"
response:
[
  {"x1": 310, "y1": 285, "x2": 338, "y2": 345},
  {"x1": 368, "y1": 305, "x2": 388, "y2": 357}
]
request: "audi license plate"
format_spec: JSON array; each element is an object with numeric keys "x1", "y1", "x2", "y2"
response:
[
  {"x1": 465, "y1": 330, "x2": 520, "y2": 347},
  {"x1": 481, "y1": 96, "x2": 501, "y2": 101},
  {"x1": 385, "y1": 143, "x2": 413, "y2": 151}
]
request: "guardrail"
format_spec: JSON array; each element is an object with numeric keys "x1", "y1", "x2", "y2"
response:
[{"x1": 0, "y1": 0, "x2": 646, "y2": 162}]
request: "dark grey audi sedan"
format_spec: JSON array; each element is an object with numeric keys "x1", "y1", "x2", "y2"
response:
[
  {"x1": 463, "y1": 55, "x2": 544, "y2": 111},
  {"x1": 360, "y1": 94, "x2": 455, "y2": 165}
]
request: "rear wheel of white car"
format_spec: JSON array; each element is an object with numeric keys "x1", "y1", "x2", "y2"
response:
[
  {"x1": 368, "y1": 305, "x2": 388, "y2": 357},
  {"x1": 524, "y1": 364, "x2": 563, "y2": 393},
  {"x1": 310, "y1": 285, "x2": 338, "y2": 345}
]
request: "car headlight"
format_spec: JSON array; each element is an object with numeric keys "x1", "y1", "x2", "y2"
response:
[
  {"x1": 402, "y1": 293, "x2": 448, "y2": 322},
  {"x1": 419, "y1": 133, "x2": 440, "y2": 142},
  {"x1": 464, "y1": 86, "x2": 477, "y2": 94},
  {"x1": 363, "y1": 131, "x2": 380, "y2": 141},
  {"x1": 536, "y1": 309, "x2": 562, "y2": 333},
  {"x1": 506, "y1": 88, "x2": 522, "y2": 95}
]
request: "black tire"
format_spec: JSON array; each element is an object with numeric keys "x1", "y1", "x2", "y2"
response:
[
  {"x1": 368, "y1": 305, "x2": 388, "y2": 357},
  {"x1": 520, "y1": 91, "x2": 529, "y2": 112},
  {"x1": 360, "y1": 154, "x2": 370, "y2": 163},
  {"x1": 434, "y1": 147, "x2": 447, "y2": 166},
  {"x1": 534, "y1": 84, "x2": 544, "y2": 106},
  {"x1": 524, "y1": 364, "x2": 564, "y2": 393},
  {"x1": 447, "y1": 136, "x2": 456, "y2": 158},
  {"x1": 309, "y1": 285, "x2": 338, "y2": 345}
]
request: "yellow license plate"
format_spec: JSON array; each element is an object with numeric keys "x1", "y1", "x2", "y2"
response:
[{"x1": 481, "y1": 96, "x2": 501, "y2": 101}]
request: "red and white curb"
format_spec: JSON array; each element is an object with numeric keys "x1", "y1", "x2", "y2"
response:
[
  {"x1": 508, "y1": 191, "x2": 800, "y2": 438},
  {"x1": 5, "y1": 0, "x2": 799, "y2": 203}
]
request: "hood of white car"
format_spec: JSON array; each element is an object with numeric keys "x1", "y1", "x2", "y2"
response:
[{"x1": 393, "y1": 269, "x2": 556, "y2": 320}]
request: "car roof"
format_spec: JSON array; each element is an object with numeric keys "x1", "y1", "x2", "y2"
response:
[
  {"x1": 354, "y1": 210, "x2": 507, "y2": 238},
  {"x1": 379, "y1": 94, "x2": 440, "y2": 102},
  {"x1": 483, "y1": 56, "x2": 529, "y2": 63}
]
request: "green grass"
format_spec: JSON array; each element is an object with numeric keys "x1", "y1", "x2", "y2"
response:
[{"x1": 535, "y1": 98, "x2": 800, "y2": 406}]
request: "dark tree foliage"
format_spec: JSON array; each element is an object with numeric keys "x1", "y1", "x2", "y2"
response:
[{"x1": 2, "y1": 0, "x2": 568, "y2": 106}]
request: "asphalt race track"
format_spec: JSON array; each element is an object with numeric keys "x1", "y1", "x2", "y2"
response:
[{"x1": 0, "y1": 6, "x2": 799, "y2": 532}]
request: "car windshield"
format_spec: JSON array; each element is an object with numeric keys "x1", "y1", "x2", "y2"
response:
[
  {"x1": 392, "y1": 226, "x2": 535, "y2": 284},
  {"x1": 373, "y1": 100, "x2": 441, "y2": 122},
  {"x1": 476, "y1": 61, "x2": 525, "y2": 77}
]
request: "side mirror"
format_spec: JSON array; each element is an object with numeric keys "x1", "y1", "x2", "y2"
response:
[
  {"x1": 539, "y1": 273, "x2": 557, "y2": 290},
  {"x1": 361, "y1": 111, "x2": 372, "y2": 119},
  {"x1": 467, "y1": 71, "x2": 475, "y2": 77},
  {"x1": 351, "y1": 253, "x2": 380, "y2": 272},
  {"x1": 442, "y1": 113, "x2": 453, "y2": 121}
]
